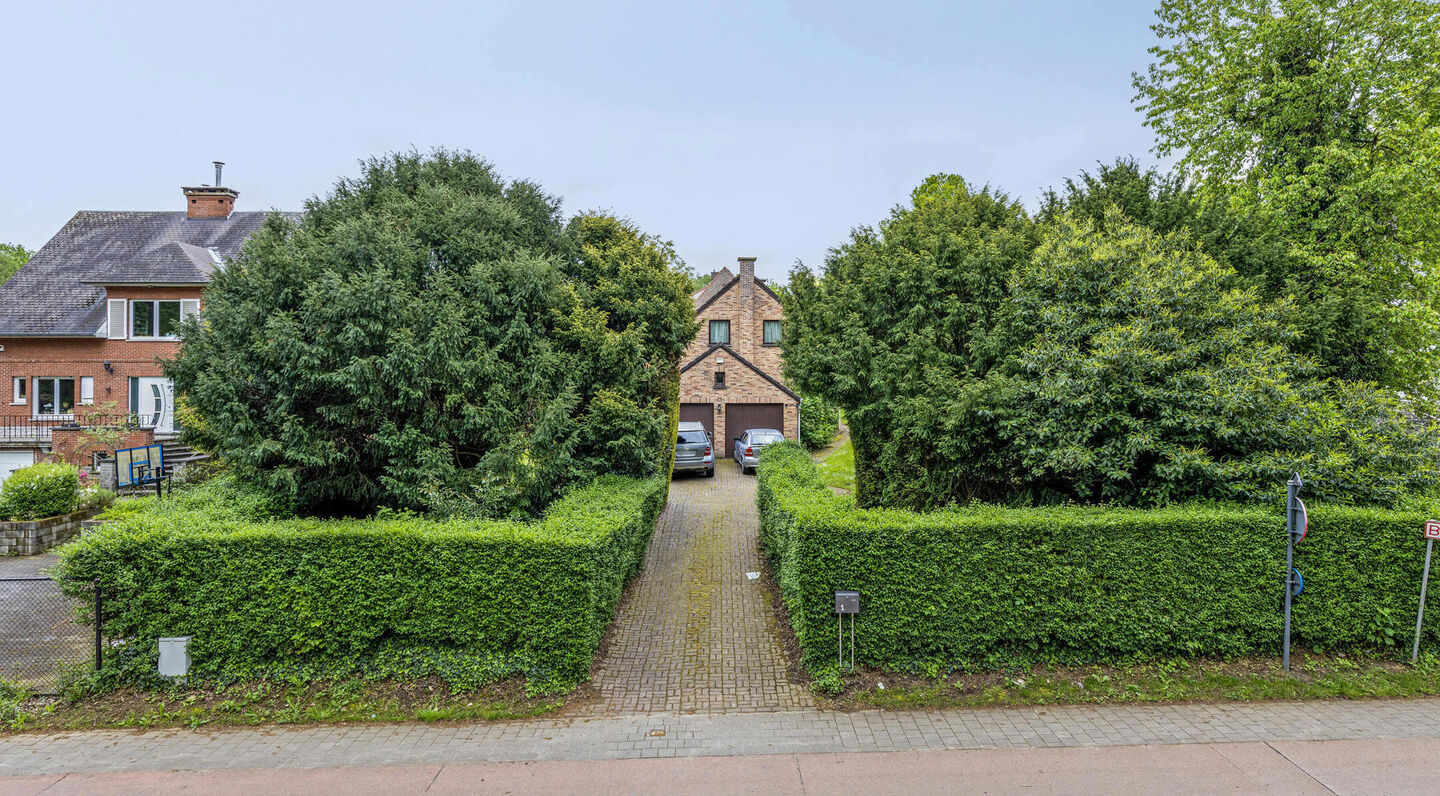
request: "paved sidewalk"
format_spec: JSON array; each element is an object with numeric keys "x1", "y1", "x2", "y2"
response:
[
  {"x1": 582, "y1": 461, "x2": 811, "y2": 714},
  {"x1": 6, "y1": 697, "x2": 1440, "y2": 776},
  {"x1": 4, "y1": 739, "x2": 1440, "y2": 794}
]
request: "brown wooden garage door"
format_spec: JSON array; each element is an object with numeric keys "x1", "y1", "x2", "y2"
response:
[
  {"x1": 724, "y1": 403, "x2": 784, "y2": 444},
  {"x1": 679, "y1": 403, "x2": 714, "y2": 439}
]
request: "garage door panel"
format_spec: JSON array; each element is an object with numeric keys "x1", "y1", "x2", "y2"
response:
[
  {"x1": 0, "y1": 451, "x2": 34, "y2": 484},
  {"x1": 679, "y1": 403, "x2": 714, "y2": 438},
  {"x1": 724, "y1": 403, "x2": 784, "y2": 445}
]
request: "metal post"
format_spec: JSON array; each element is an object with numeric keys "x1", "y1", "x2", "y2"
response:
[
  {"x1": 1283, "y1": 473, "x2": 1301, "y2": 671},
  {"x1": 849, "y1": 613, "x2": 855, "y2": 670},
  {"x1": 839, "y1": 612, "x2": 843, "y2": 670},
  {"x1": 1414, "y1": 538, "x2": 1435, "y2": 664},
  {"x1": 93, "y1": 581, "x2": 103, "y2": 671}
]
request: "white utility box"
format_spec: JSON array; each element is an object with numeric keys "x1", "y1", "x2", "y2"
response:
[{"x1": 157, "y1": 636, "x2": 192, "y2": 678}]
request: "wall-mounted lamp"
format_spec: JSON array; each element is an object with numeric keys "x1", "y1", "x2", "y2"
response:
[{"x1": 103, "y1": 360, "x2": 114, "y2": 374}]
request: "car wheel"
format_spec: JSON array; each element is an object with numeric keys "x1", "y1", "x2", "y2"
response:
[{"x1": 706, "y1": 467, "x2": 715, "y2": 478}]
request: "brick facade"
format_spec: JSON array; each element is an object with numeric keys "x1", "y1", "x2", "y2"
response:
[
  {"x1": 679, "y1": 257, "x2": 798, "y2": 445},
  {"x1": 0, "y1": 284, "x2": 198, "y2": 422}
]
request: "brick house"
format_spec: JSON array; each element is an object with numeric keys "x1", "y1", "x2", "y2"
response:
[
  {"x1": 679, "y1": 257, "x2": 799, "y2": 451},
  {"x1": 0, "y1": 166, "x2": 295, "y2": 481}
]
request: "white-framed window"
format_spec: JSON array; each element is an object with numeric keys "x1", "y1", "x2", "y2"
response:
[
  {"x1": 34, "y1": 377, "x2": 75, "y2": 418},
  {"x1": 112, "y1": 298, "x2": 200, "y2": 340},
  {"x1": 132, "y1": 300, "x2": 182, "y2": 339},
  {"x1": 10, "y1": 377, "x2": 24, "y2": 405},
  {"x1": 80, "y1": 376, "x2": 94, "y2": 405}
]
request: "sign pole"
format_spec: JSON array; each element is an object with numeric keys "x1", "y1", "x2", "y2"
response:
[
  {"x1": 1283, "y1": 473, "x2": 1301, "y2": 671},
  {"x1": 1413, "y1": 520, "x2": 1440, "y2": 663},
  {"x1": 1412, "y1": 538, "x2": 1433, "y2": 664}
]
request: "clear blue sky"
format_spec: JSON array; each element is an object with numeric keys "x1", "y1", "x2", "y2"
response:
[{"x1": 1, "y1": 0, "x2": 1162, "y2": 283}]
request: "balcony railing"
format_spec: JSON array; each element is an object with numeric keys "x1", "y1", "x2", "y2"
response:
[{"x1": 0, "y1": 413, "x2": 154, "y2": 443}]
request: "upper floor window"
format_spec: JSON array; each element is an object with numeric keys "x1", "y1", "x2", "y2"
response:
[
  {"x1": 108, "y1": 298, "x2": 199, "y2": 341},
  {"x1": 11, "y1": 377, "x2": 25, "y2": 405},
  {"x1": 132, "y1": 300, "x2": 182, "y2": 339},
  {"x1": 714, "y1": 371, "x2": 727, "y2": 388},
  {"x1": 763, "y1": 320, "x2": 782, "y2": 346},
  {"x1": 709, "y1": 319, "x2": 730, "y2": 345}
]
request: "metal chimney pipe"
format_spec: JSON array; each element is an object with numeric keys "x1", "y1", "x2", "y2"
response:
[{"x1": 213, "y1": 161, "x2": 225, "y2": 187}]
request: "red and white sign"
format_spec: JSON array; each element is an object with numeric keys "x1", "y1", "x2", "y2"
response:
[{"x1": 1425, "y1": 520, "x2": 1440, "y2": 540}]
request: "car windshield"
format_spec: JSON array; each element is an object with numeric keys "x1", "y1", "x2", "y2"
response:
[
  {"x1": 751, "y1": 432, "x2": 783, "y2": 444},
  {"x1": 678, "y1": 430, "x2": 708, "y2": 444}
]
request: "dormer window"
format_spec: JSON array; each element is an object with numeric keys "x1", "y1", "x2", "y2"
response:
[{"x1": 709, "y1": 319, "x2": 730, "y2": 345}]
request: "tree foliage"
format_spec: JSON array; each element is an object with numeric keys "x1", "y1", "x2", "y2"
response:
[
  {"x1": 169, "y1": 151, "x2": 696, "y2": 518},
  {"x1": 1133, "y1": 0, "x2": 1440, "y2": 389},
  {"x1": 1002, "y1": 211, "x2": 1438, "y2": 506},
  {"x1": 0, "y1": 242, "x2": 31, "y2": 285},
  {"x1": 782, "y1": 175, "x2": 1039, "y2": 506},
  {"x1": 785, "y1": 173, "x2": 1440, "y2": 510}
]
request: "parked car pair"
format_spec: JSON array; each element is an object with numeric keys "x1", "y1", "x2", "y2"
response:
[
  {"x1": 733, "y1": 428, "x2": 783, "y2": 474},
  {"x1": 673, "y1": 421, "x2": 715, "y2": 477}
]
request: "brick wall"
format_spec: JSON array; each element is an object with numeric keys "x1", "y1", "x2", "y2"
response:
[
  {"x1": 685, "y1": 263, "x2": 785, "y2": 379},
  {"x1": 680, "y1": 339, "x2": 798, "y2": 443}
]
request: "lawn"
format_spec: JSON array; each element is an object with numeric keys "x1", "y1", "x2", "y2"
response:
[{"x1": 815, "y1": 438, "x2": 855, "y2": 493}]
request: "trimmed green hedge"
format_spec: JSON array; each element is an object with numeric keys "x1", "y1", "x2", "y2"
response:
[
  {"x1": 758, "y1": 442, "x2": 1440, "y2": 675},
  {"x1": 56, "y1": 474, "x2": 667, "y2": 692}
]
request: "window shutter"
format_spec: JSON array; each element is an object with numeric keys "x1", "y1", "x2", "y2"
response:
[
  {"x1": 107, "y1": 299, "x2": 127, "y2": 339},
  {"x1": 180, "y1": 299, "x2": 200, "y2": 325}
]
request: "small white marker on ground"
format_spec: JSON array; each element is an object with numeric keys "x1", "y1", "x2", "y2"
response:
[{"x1": 745, "y1": 572, "x2": 760, "y2": 580}]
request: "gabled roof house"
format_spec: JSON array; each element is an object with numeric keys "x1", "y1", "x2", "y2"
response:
[
  {"x1": 0, "y1": 165, "x2": 296, "y2": 481},
  {"x1": 679, "y1": 257, "x2": 799, "y2": 451}
]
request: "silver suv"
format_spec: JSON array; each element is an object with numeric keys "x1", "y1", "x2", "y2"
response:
[{"x1": 673, "y1": 421, "x2": 715, "y2": 477}]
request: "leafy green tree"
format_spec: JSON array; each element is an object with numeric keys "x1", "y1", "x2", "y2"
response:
[
  {"x1": 782, "y1": 175, "x2": 1040, "y2": 506},
  {"x1": 169, "y1": 151, "x2": 695, "y2": 518},
  {"x1": 1004, "y1": 210, "x2": 1439, "y2": 506},
  {"x1": 1134, "y1": 0, "x2": 1440, "y2": 390},
  {"x1": 1040, "y1": 158, "x2": 1292, "y2": 298},
  {"x1": 0, "y1": 242, "x2": 32, "y2": 285}
]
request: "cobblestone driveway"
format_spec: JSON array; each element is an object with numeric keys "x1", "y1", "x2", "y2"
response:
[{"x1": 579, "y1": 460, "x2": 813, "y2": 714}]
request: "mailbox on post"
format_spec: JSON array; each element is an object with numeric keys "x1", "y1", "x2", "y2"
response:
[{"x1": 834, "y1": 590, "x2": 859, "y2": 669}]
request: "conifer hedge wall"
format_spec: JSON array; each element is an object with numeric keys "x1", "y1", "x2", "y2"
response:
[{"x1": 758, "y1": 443, "x2": 1438, "y2": 675}]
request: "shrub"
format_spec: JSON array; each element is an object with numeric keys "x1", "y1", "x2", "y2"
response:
[
  {"x1": 799, "y1": 395, "x2": 840, "y2": 451},
  {"x1": 758, "y1": 442, "x2": 1440, "y2": 675},
  {"x1": 78, "y1": 487, "x2": 116, "y2": 511},
  {"x1": 0, "y1": 462, "x2": 79, "y2": 520},
  {"x1": 56, "y1": 474, "x2": 667, "y2": 693}
]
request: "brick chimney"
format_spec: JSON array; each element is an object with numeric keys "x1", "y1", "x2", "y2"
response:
[
  {"x1": 737, "y1": 257, "x2": 757, "y2": 357},
  {"x1": 182, "y1": 161, "x2": 238, "y2": 219},
  {"x1": 737, "y1": 257, "x2": 756, "y2": 288}
]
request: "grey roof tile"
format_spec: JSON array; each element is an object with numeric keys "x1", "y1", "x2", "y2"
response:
[{"x1": 0, "y1": 210, "x2": 298, "y2": 336}]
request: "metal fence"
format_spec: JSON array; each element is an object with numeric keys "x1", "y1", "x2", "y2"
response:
[
  {"x1": 0, "y1": 577, "x2": 99, "y2": 695},
  {"x1": 0, "y1": 413, "x2": 151, "y2": 443}
]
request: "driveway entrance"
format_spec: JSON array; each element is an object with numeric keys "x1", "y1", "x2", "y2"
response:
[{"x1": 579, "y1": 460, "x2": 812, "y2": 714}]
